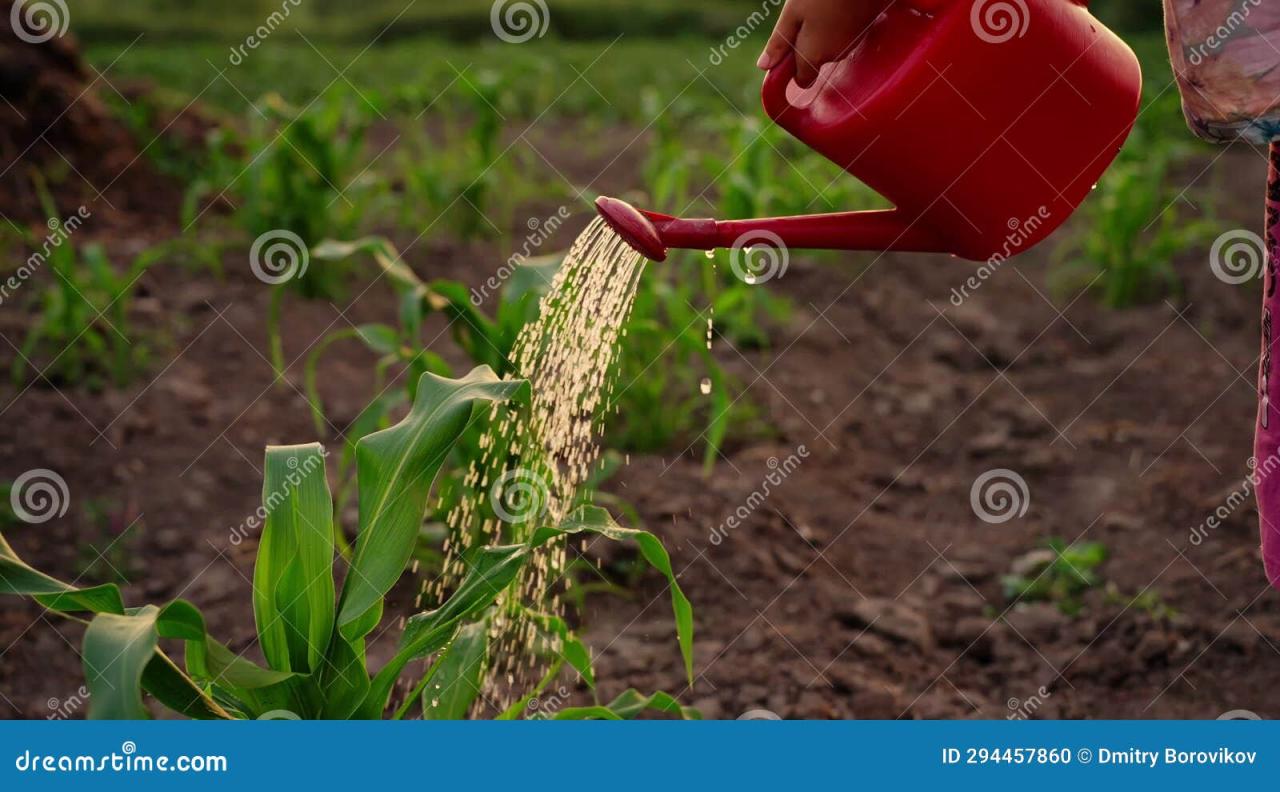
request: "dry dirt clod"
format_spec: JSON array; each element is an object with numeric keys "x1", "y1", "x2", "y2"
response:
[
  {"x1": 1003, "y1": 603, "x2": 1067, "y2": 645},
  {"x1": 833, "y1": 597, "x2": 932, "y2": 651}
]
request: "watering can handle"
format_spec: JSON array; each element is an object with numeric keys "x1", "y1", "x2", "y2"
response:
[
  {"x1": 761, "y1": 52, "x2": 800, "y2": 129},
  {"x1": 761, "y1": 0, "x2": 974, "y2": 124}
]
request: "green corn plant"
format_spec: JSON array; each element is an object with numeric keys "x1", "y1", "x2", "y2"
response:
[
  {"x1": 1002, "y1": 538, "x2": 1109, "y2": 616},
  {"x1": 1052, "y1": 128, "x2": 1219, "y2": 308},
  {"x1": 305, "y1": 236, "x2": 555, "y2": 422},
  {"x1": 0, "y1": 366, "x2": 696, "y2": 720},
  {"x1": 241, "y1": 91, "x2": 373, "y2": 300},
  {"x1": 12, "y1": 241, "x2": 164, "y2": 390},
  {"x1": 611, "y1": 268, "x2": 753, "y2": 472},
  {"x1": 452, "y1": 72, "x2": 504, "y2": 240},
  {"x1": 396, "y1": 73, "x2": 560, "y2": 242},
  {"x1": 303, "y1": 237, "x2": 561, "y2": 556}
]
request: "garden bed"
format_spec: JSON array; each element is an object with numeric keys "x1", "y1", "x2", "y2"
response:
[{"x1": 2, "y1": 116, "x2": 1275, "y2": 717}]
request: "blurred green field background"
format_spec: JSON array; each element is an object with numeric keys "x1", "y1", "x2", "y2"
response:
[{"x1": 76, "y1": 0, "x2": 1164, "y2": 44}]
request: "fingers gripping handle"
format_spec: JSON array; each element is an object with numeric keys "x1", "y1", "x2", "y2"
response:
[
  {"x1": 760, "y1": 0, "x2": 965, "y2": 126},
  {"x1": 761, "y1": 52, "x2": 800, "y2": 129}
]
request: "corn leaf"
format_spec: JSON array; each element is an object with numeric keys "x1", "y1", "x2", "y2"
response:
[
  {"x1": 337, "y1": 367, "x2": 528, "y2": 641},
  {"x1": 84, "y1": 607, "x2": 161, "y2": 719},
  {"x1": 0, "y1": 534, "x2": 124, "y2": 614},
  {"x1": 523, "y1": 609, "x2": 594, "y2": 689},
  {"x1": 140, "y1": 652, "x2": 233, "y2": 720},
  {"x1": 317, "y1": 632, "x2": 370, "y2": 719},
  {"x1": 1, "y1": 536, "x2": 232, "y2": 719},
  {"x1": 554, "y1": 689, "x2": 701, "y2": 721},
  {"x1": 422, "y1": 618, "x2": 488, "y2": 720},
  {"x1": 534, "y1": 506, "x2": 694, "y2": 685},
  {"x1": 359, "y1": 544, "x2": 526, "y2": 718},
  {"x1": 254, "y1": 443, "x2": 335, "y2": 674}
]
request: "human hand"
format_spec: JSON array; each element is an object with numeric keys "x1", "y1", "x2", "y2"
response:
[{"x1": 757, "y1": 0, "x2": 894, "y2": 88}]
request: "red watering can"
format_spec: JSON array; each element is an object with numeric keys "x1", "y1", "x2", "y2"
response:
[{"x1": 598, "y1": 0, "x2": 1142, "y2": 263}]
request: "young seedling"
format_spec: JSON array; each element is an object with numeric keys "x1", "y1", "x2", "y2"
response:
[{"x1": 0, "y1": 367, "x2": 696, "y2": 720}]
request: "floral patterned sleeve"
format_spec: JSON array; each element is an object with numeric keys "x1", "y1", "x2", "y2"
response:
[{"x1": 1164, "y1": 0, "x2": 1280, "y2": 143}]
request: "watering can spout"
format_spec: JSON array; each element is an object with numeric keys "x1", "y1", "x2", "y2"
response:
[
  {"x1": 598, "y1": 0, "x2": 1141, "y2": 265},
  {"x1": 595, "y1": 196, "x2": 947, "y2": 263}
]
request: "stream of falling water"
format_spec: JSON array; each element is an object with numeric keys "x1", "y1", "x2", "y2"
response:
[{"x1": 416, "y1": 217, "x2": 646, "y2": 711}]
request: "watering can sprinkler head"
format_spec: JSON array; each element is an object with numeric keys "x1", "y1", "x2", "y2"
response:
[
  {"x1": 595, "y1": 197, "x2": 670, "y2": 262},
  {"x1": 600, "y1": 0, "x2": 1141, "y2": 264}
]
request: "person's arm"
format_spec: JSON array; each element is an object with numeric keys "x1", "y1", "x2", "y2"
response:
[{"x1": 757, "y1": 0, "x2": 895, "y2": 88}]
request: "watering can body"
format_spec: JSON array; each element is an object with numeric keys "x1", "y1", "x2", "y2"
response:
[{"x1": 598, "y1": 0, "x2": 1141, "y2": 263}]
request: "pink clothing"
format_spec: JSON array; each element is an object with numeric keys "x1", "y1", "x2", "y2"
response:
[
  {"x1": 1261, "y1": 149, "x2": 1280, "y2": 587},
  {"x1": 1166, "y1": 0, "x2": 1280, "y2": 586},
  {"x1": 1164, "y1": 0, "x2": 1280, "y2": 143}
]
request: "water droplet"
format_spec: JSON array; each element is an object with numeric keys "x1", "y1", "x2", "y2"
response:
[
  {"x1": 745, "y1": 273, "x2": 757, "y2": 284},
  {"x1": 704, "y1": 249, "x2": 715, "y2": 259},
  {"x1": 700, "y1": 377, "x2": 712, "y2": 395}
]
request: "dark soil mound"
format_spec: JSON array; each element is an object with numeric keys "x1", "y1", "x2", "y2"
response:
[{"x1": 0, "y1": 5, "x2": 179, "y2": 230}]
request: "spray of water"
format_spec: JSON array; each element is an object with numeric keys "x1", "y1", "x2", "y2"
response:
[{"x1": 416, "y1": 218, "x2": 646, "y2": 710}]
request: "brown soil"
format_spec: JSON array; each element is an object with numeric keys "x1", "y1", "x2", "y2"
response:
[
  {"x1": 0, "y1": 8, "x2": 183, "y2": 232},
  {"x1": 1, "y1": 54, "x2": 1277, "y2": 718}
]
